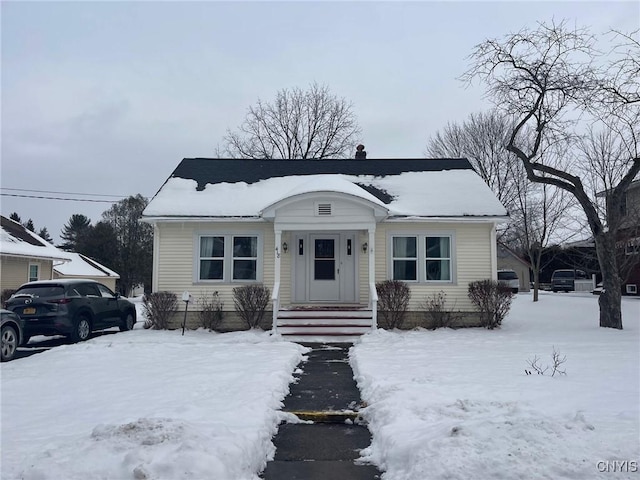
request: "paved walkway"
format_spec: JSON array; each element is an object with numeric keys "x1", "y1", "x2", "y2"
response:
[{"x1": 262, "y1": 343, "x2": 381, "y2": 479}]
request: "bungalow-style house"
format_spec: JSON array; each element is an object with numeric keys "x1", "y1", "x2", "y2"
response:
[
  {"x1": 53, "y1": 252, "x2": 120, "y2": 292},
  {"x1": 0, "y1": 215, "x2": 71, "y2": 296},
  {"x1": 142, "y1": 155, "x2": 508, "y2": 341}
]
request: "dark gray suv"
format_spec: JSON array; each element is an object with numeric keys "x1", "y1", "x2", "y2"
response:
[{"x1": 4, "y1": 279, "x2": 136, "y2": 343}]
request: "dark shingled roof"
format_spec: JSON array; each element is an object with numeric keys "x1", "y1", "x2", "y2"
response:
[
  {"x1": 1, "y1": 216, "x2": 46, "y2": 247},
  {"x1": 165, "y1": 158, "x2": 474, "y2": 192}
]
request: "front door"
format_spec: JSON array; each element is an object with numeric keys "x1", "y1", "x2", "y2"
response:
[{"x1": 309, "y1": 235, "x2": 340, "y2": 301}]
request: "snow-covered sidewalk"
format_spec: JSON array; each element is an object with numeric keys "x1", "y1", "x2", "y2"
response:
[
  {"x1": 1, "y1": 328, "x2": 306, "y2": 480},
  {"x1": 350, "y1": 293, "x2": 640, "y2": 479}
]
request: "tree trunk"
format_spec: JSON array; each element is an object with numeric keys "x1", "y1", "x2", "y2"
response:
[
  {"x1": 532, "y1": 268, "x2": 540, "y2": 302},
  {"x1": 595, "y1": 232, "x2": 623, "y2": 329}
]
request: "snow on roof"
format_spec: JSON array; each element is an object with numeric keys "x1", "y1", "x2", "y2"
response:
[
  {"x1": 53, "y1": 252, "x2": 119, "y2": 278},
  {"x1": 143, "y1": 170, "x2": 507, "y2": 218},
  {"x1": 1, "y1": 217, "x2": 72, "y2": 261}
]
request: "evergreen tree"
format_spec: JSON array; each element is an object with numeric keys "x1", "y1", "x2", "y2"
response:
[
  {"x1": 60, "y1": 214, "x2": 92, "y2": 251},
  {"x1": 37, "y1": 227, "x2": 54, "y2": 244},
  {"x1": 102, "y1": 195, "x2": 152, "y2": 295},
  {"x1": 9, "y1": 212, "x2": 21, "y2": 223},
  {"x1": 24, "y1": 219, "x2": 35, "y2": 232}
]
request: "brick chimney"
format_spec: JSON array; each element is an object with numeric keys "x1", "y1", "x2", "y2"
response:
[{"x1": 355, "y1": 144, "x2": 367, "y2": 159}]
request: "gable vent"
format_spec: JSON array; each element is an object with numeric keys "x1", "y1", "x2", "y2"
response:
[{"x1": 317, "y1": 203, "x2": 332, "y2": 216}]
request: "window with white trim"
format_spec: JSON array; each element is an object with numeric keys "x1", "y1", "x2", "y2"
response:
[
  {"x1": 425, "y1": 236, "x2": 451, "y2": 281},
  {"x1": 198, "y1": 234, "x2": 260, "y2": 282},
  {"x1": 392, "y1": 236, "x2": 417, "y2": 281},
  {"x1": 390, "y1": 234, "x2": 454, "y2": 283},
  {"x1": 28, "y1": 263, "x2": 39, "y2": 282}
]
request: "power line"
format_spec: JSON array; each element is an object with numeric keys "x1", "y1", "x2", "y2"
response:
[
  {"x1": 1, "y1": 187, "x2": 129, "y2": 198},
  {"x1": 1, "y1": 193, "x2": 118, "y2": 203}
]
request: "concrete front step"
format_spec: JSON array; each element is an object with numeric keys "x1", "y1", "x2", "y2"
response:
[
  {"x1": 278, "y1": 318, "x2": 373, "y2": 326},
  {"x1": 278, "y1": 325, "x2": 372, "y2": 335},
  {"x1": 278, "y1": 308, "x2": 373, "y2": 319},
  {"x1": 280, "y1": 334, "x2": 364, "y2": 343},
  {"x1": 276, "y1": 309, "x2": 374, "y2": 343}
]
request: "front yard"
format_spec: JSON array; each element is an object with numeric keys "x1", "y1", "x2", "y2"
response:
[{"x1": 1, "y1": 293, "x2": 638, "y2": 479}]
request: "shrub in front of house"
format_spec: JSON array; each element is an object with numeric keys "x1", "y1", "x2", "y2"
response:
[
  {"x1": 421, "y1": 291, "x2": 460, "y2": 329},
  {"x1": 142, "y1": 291, "x2": 178, "y2": 330},
  {"x1": 467, "y1": 279, "x2": 513, "y2": 329},
  {"x1": 376, "y1": 280, "x2": 411, "y2": 329},
  {"x1": 1, "y1": 289, "x2": 16, "y2": 305},
  {"x1": 233, "y1": 284, "x2": 270, "y2": 329},
  {"x1": 198, "y1": 291, "x2": 224, "y2": 331}
]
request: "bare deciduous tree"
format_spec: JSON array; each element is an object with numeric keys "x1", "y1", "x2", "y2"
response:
[
  {"x1": 223, "y1": 83, "x2": 361, "y2": 159},
  {"x1": 464, "y1": 21, "x2": 639, "y2": 329},
  {"x1": 426, "y1": 111, "x2": 574, "y2": 302},
  {"x1": 426, "y1": 111, "x2": 520, "y2": 209}
]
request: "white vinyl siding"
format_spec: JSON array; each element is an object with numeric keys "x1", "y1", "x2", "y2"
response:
[
  {"x1": 0, "y1": 256, "x2": 53, "y2": 291},
  {"x1": 376, "y1": 222, "x2": 495, "y2": 311},
  {"x1": 153, "y1": 222, "x2": 274, "y2": 308}
]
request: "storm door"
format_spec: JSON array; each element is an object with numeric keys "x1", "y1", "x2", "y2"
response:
[{"x1": 309, "y1": 235, "x2": 340, "y2": 301}]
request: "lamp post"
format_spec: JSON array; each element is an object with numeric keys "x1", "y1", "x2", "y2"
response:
[{"x1": 181, "y1": 291, "x2": 191, "y2": 336}]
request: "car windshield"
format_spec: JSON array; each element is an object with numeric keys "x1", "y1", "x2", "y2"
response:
[
  {"x1": 553, "y1": 271, "x2": 574, "y2": 279},
  {"x1": 498, "y1": 271, "x2": 518, "y2": 280},
  {"x1": 12, "y1": 286, "x2": 65, "y2": 298}
]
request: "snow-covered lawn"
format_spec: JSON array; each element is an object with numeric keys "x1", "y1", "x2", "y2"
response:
[
  {"x1": 3, "y1": 294, "x2": 638, "y2": 480},
  {"x1": 1, "y1": 317, "x2": 306, "y2": 480},
  {"x1": 351, "y1": 292, "x2": 640, "y2": 480}
]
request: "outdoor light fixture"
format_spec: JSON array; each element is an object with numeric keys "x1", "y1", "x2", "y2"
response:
[
  {"x1": 362, "y1": 242, "x2": 368, "y2": 253},
  {"x1": 282, "y1": 242, "x2": 288, "y2": 253}
]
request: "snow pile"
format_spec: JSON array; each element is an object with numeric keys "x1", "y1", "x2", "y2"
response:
[
  {"x1": 351, "y1": 293, "x2": 640, "y2": 480},
  {"x1": 1, "y1": 329, "x2": 307, "y2": 480}
]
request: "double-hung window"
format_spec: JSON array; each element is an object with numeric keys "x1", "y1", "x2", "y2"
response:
[
  {"x1": 425, "y1": 236, "x2": 451, "y2": 281},
  {"x1": 390, "y1": 234, "x2": 453, "y2": 283},
  {"x1": 198, "y1": 234, "x2": 260, "y2": 282},
  {"x1": 232, "y1": 236, "x2": 258, "y2": 280},
  {"x1": 392, "y1": 236, "x2": 417, "y2": 281},
  {"x1": 200, "y1": 236, "x2": 225, "y2": 280}
]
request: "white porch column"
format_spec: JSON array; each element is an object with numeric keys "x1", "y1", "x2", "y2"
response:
[
  {"x1": 490, "y1": 223, "x2": 498, "y2": 281},
  {"x1": 272, "y1": 229, "x2": 282, "y2": 333},
  {"x1": 368, "y1": 227, "x2": 377, "y2": 329}
]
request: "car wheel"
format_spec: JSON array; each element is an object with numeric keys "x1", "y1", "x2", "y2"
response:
[
  {"x1": 119, "y1": 313, "x2": 134, "y2": 332},
  {"x1": 1, "y1": 325, "x2": 19, "y2": 362},
  {"x1": 71, "y1": 315, "x2": 91, "y2": 343}
]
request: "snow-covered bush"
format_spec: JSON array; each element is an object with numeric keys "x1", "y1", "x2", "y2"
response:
[
  {"x1": 421, "y1": 291, "x2": 460, "y2": 329},
  {"x1": 376, "y1": 280, "x2": 411, "y2": 329},
  {"x1": 233, "y1": 285, "x2": 270, "y2": 329},
  {"x1": 198, "y1": 291, "x2": 224, "y2": 331},
  {"x1": 468, "y1": 279, "x2": 513, "y2": 329},
  {"x1": 142, "y1": 291, "x2": 178, "y2": 330}
]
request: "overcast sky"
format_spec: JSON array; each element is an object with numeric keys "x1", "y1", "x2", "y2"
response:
[{"x1": 1, "y1": 1, "x2": 638, "y2": 243}]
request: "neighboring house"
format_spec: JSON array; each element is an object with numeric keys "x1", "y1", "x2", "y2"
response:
[
  {"x1": 53, "y1": 252, "x2": 120, "y2": 292},
  {"x1": 0, "y1": 215, "x2": 71, "y2": 295},
  {"x1": 142, "y1": 156, "x2": 508, "y2": 341},
  {"x1": 618, "y1": 179, "x2": 640, "y2": 295},
  {"x1": 496, "y1": 243, "x2": 531, "y2": 292}
]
